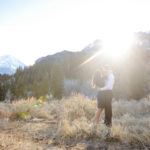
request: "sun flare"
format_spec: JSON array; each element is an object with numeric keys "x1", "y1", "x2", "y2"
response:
[
  {"x1": 79, "y1": 32, "x2": 135, "y2": 67},
  {"x1": 102, "y1": 32, "x2": 134, "y2": 59}
]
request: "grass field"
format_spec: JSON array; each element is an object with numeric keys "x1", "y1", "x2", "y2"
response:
[{"x1": 0, "y1": 95, "x2": 150, "y2": 150}]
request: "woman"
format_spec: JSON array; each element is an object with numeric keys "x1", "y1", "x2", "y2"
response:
[{"x1": 92, "y1": 65, "x2": 115, "y2": 127}]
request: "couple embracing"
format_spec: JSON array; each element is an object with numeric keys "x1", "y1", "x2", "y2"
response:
[{"x1": 92, "y1": 65, "x2": 115, "y2": 127}]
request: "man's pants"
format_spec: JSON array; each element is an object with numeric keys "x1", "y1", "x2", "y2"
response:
[{"x1": 97, "y1": 90, "x2": 113, "y2": 127}]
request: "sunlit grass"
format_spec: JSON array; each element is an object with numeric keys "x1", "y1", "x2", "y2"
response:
[{"x1": 0, "y1": 94, "x2": 150, "y2": 148}]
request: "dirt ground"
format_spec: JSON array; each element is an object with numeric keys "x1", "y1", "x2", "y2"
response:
[{"x1": 0, "y1": 118, "x2": 149, "y2": 150}]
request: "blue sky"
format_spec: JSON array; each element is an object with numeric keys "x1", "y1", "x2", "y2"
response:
[{"x1": 0, "y1": 0, "x2": 150, "y2": 65}]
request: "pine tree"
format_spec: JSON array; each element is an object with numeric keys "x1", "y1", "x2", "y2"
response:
[{"x1": 50, "y1": 63, "x2": 64, "y2": 99}]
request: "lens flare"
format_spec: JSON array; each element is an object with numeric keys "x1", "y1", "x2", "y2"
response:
[{"x1": 79, "y1": 50, "x2": 103, "y2": 67}]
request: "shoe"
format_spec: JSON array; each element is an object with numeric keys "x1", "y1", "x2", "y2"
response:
[{"x1": 105, "y1": 127, "x2": 112, "y2": 141}]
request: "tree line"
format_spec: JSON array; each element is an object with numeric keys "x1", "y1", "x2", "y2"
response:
[{"x1": 0, "y1": 32, "x2": 150, "y2": 101}]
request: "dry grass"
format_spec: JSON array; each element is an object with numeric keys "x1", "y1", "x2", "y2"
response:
[
  {"x1": 0, "y1": 94, "x2": 150, "y2": 149},
  {"x1": 0, "y1": 97, "x2": 50, "y2": 121},
  {"x1": 0, "y1": 132, "x2": 43, "y2": 150}
]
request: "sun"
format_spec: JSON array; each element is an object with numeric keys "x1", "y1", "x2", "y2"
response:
[
  {"x1": 101, "y1": 32, "x2": 134, "y2": 60},
  {"x1": 79, "y1": 31, "x2": 135, "y2": 67}
]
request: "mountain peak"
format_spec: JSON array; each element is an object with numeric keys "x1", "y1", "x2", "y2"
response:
[
  {"x1": 82, "y1": 39, "x2": 102, "y2": 53},
  {"x1": 0, "y1": 55, "x2": 25, "y2": 75}
]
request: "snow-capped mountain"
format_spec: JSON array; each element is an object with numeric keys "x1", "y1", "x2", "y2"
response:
[{"x1": 0, "y1": 55, "x2": 25, "y2": 75}]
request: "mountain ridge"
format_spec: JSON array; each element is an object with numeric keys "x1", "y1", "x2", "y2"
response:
[{"x1": 35, "y1": 40, "x2": 102, "y2": 63}]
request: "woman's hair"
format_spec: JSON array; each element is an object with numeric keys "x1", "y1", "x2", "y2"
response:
[{"x1": 91, "y1": 69, "x2": 103, "y2": 88}]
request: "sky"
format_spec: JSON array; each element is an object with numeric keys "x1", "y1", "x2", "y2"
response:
[{"x1": 0, "y1": 0, "x2": 150, "y2": 65}]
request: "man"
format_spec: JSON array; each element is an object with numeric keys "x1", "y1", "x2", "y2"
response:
[{"x1": 92, "y1": 65, "x2": 115, "y2": 127}]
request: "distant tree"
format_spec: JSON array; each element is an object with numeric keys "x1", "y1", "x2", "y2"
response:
[
  {"x1": 50, "y1": 63, "x2": 64, "y2": 99},
  {"x1": 113, "y1": 43, "x2": 150, "y2": 100},
  {"x1": 10, "y1": 78, "x2": 17, "y2": 100},
  {"x1": 0, "y1": 83, "x2": 4, "y2": 101},
  {"x1": 0, "y1": 75, "x2": 11, "y2": 101}
]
